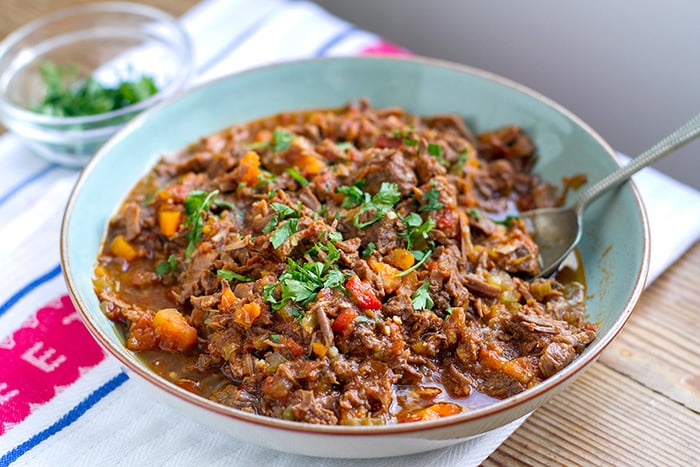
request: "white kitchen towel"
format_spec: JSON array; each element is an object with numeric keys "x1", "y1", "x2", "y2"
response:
[{"x1": 1, "y1": 0, "x2": 699, "y2": 466}]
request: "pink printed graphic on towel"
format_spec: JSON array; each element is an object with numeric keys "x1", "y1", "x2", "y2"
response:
[
  {"x1": 361, "y1": 40, "x2": 412, "y2": 56},
  {"x1": 0, "y1": 295, "x2": 104, "y2": 435}
]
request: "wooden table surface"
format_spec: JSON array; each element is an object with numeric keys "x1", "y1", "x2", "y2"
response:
[{"x1": 3, "y1": 2, "x2": 699, "y2": 466}]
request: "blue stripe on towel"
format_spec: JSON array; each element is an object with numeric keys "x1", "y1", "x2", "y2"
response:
[
  {"x1": 197, "y1": 12, "x2": 280, "y2": 75},
  {"x1": 0, "y1": 164, "x2": 58, "y2": 209},
  {"x1": 0, "y1": 372, "x2": 129, "y2": 466},
  {"x1": 314, "y1": 25, "x2": 359, "y2": 57},
  {"x1": 0, "y1": 263, "x2": 62, "y2": 318}
]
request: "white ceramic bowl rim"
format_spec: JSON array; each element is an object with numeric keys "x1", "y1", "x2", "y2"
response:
[
  {"x1": 62, "y1": 55, "x2": 650, "y2": 436},
  {"x1": 0, "y1": 1, "x2": 194, "y2": 127}
]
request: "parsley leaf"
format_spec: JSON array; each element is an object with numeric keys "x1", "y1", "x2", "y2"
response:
[
  {"x1": 427, "y1": 143, "x2": 448, "y2": 166},
  {"x1": 355, "y1": 182, "x2": 401, "y2": 229},
  {"x1": 183, "y1": 190, "x2": 228, "y2": 258},
  {"x1": 362, "y1": 242, "x2": 376, "y2": 258},
  {"x1": 401, "y1": 213, "x2": 435, "y2": 251},
  {"x1": 217, "y1": 269, "x2": 254, "y2": 282},
  {"x1": 33, "y1": 61, "x2": 159, "y2": 117},
  {"x1": 412, "y1": 280, "x2": 434, "y2": 310},
  {"x1": 494, "y1": 215, "x2": 520, "y2": 227},
  {"x1": 270, "y1": 218, "x2": 298, "y2": 249},
  {"x1": 272, "y1": 129, "x2": 295, "y2": 152},
  {"x1": 419, "y1": 188, "x2": 444, "y2": 212},
  {"x1": 285, "y1": 168, "x2": 309, "y2": 186},
  {"x1": 155, "y1": 254, "x2": 178, "y2": 276},
  {"x1": 337, "y1": 184, "x2": 366, "y2": 208},
  {"x1": 265, "y1": 253, "x2": 343, "y2": 311}
]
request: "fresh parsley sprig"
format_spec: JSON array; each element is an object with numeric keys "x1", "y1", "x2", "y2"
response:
[
  {"x1": 338, "y1": 182, "x2": 402, "y2": 229},
  {"x1": 155, "y1": 254, "x2": 178, "y2": 276},
  {"x1": 183, "y1": 190, "x2": 231, "y2": 258},
  {"x1": 412, "y1": 279, "x2": 434, "y2": 310},
  {"x1": 419, "y1": 188, "x2": 444, "y2": 212},
  {"x1": 33, "y1": 61, "x2": 159, "y2": 117},
  {"x1": 217, "y1": 269, "x2": 254, "y2": 282},
  {"x1": 263, "y1": 247, "x2": 344, "y2": 311}
]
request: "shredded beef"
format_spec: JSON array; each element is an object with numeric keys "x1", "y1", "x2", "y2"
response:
[{"x1": 94, "y1": 100, "x2": 595, "y2": 426}]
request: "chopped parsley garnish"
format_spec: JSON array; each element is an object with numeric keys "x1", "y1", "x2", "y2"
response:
[
  {"x1": 335, "y1": 141, "x2": 355, "y2": 151},
  {"x1": 272, "y1": 129, "x2": 295, "y2": 152},
  {"x1": 402, "y1": 212, "x2": 435, "y2": 251},
  {"x1": 155, "y1": 254, "x2": 178, "y2": 276},
  {"x1": 467, "y1": 208, "x2": 481, "y2": 218},
  {"x1": 328, "y1": 231, "x2": 343, "y2": 243},
  {"x1": 264, "y1": 252, "x2": 343, "y2": 311},
  {"x1": 452, "y1": 148, "x2": 470, "y2": 173},
  {"x1": 285, "y1": 168, "x2": 309, "y2": 186},
  {"x1": 183, "y1": 190, "x2": 230, "y2": 258},
  {"x1": 419, "y1": 188, "x2": 444, "y2": 212},
  {"x1": 246, "y1": 140, "x2": 270, "y2": 151},
  {"x1": 262, "y1": 202, "x2": 299, "y2": 238},
  {"x1": 392, "y1": 128, "x2": 418, "y2": 146},
  {"x1": 217, "y1": 269, "x2": 254, "y2": 283},
  {"x1": 427, "y1": 143, "x2": 448, "y2": 166},
  {"x1": 494, "y1": 215, "x2": 521, "y2": 227},
  {"x1": 411, "y1": 280, "x2": 434, "y2": 310},
  {"x1": 270, "y1": 218, "x2": 298, "y2": 249},
  {"x1": 362, "y1": 242, "x2": 376, "y2": 258},
  {"x1": 397, "y1": 249, "x2": 433, "y2": 277},
  {"x1": 32, "y1": 61, "x2": 159, "y2": 117},
  {"x1": 269, "y1": 334, "x2": 281, "y2": 343},
  {"x1": 350, "y1": 182, "x2": 402, "y2": 229},
  {"x1": 337, "y1": 184, "x2": 366, "y2": 208}
]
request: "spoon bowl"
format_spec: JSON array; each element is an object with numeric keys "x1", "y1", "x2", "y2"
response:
[{"x1": 524, "y1": 113, "x2": 700, "y2": 278}]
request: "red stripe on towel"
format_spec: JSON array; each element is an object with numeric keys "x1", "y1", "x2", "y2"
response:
[{"x1": 0, "y1": 295, "x2": 104, "y2": 435}]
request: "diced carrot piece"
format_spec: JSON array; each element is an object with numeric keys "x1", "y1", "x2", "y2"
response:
[
  {"x1": 368, "y1": 259, "x2": 401, "y2": 294},
  {"x1": 153, "y1": 308, "x2": 197, "y2": 352},
  {"x1": 234, "y1": 302, "x2": 262, "y2": 328},
  {"x1": 293, "y1": 153, "x2": 324, "y2": 176},
  {"x1": 502, "y1": 357, "x2": 536, "y2": 384},
  {"x1": 311, "y1": 341, "x2": 328, "y2": 357},
  {"x1": 109, "y1": 234, "x2": 137, "y2": 261},
  {"x1": 398, "y1": 402, "x2": 463, "y2": 423},
  {"x1": 387, "y1": 248, "x2": 415, "y2": 270},
  {"x1": 158, "y1": 210, "x2": 181, "y2": 237},
  {"x1": 239, "y1": 151, "x2": 262, "y2": 186},
  {"x1": 220, "y1": 287, "x2": 238, "y2": 313}
]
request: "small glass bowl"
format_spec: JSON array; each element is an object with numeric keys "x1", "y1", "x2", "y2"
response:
[{"x1": 0, "y1": 2, "x2": 194, "y2": 167}]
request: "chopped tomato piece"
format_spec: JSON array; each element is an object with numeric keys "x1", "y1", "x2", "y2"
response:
[
  {"x1": 345, "y1": 276, "x2": 381, "y2": 310},
  {"x1": 285, "y1": 337, "x2": 306, "y2": 357},
  {"x1": 331, "y1": 308, "x2": 357, "y2": 336}
]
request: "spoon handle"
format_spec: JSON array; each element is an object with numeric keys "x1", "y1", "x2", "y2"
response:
[{"x1": 574, "y1": 113, "x2": 700, "y2": 215}]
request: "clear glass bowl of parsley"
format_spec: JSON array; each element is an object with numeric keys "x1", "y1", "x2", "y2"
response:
[{"x1": 0, "y1": 3, "x2": 193, "y2": 168}]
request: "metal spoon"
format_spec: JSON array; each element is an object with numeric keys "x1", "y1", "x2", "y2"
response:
[{"x1": 523, "y1": 114, "x2": 700, "y2": 278}]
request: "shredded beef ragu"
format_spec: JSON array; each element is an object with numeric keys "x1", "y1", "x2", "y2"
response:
[{"x1": 94, "y1": 99, "x2": 596, "y2": 425}]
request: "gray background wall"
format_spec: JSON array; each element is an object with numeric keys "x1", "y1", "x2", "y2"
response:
[{"x1": 316, "y1": 0, "x2": 700, "y2": 189}]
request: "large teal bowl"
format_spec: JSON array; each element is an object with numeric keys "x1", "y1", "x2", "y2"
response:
[{"x1": 61, "y1": 56, "x2": 649, "y2": 458}]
